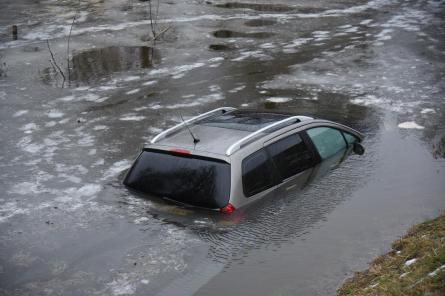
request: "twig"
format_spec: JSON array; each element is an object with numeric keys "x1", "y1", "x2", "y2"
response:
[
  {"x1": 152, "y1": 25, "x2": 171, "y2": 41},
  {"x1": 46, "y1": 39, "x2": 66, "y2": 88},
  {"x1": 67, "y1": 0, "x2": 81, "y2": 86},
  {"x1": 148, "y1": 0, "x2": 157, "y2": 38}
]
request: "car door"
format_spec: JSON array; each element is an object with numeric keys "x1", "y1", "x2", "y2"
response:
[{"x1": 264, "y1": 132, "x2": 319, "y2": 193}]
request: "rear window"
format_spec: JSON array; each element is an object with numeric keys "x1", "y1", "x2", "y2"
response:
[{"x1": 123, "y1": 150, "x2": 231, "y2": 209}]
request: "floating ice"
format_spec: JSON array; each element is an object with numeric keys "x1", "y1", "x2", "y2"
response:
[
  {"x1": 13, "y1": 110, "x2": 29, "y2": 117},
  {"x1": 0, "y1": 201, "x2": 30, "y2": 223},
  {"x1": 134, "y1": 216, "x2": 150, "y2": 224},
  {"x1": 102, "y1": 160, "x2": 132, "y2": 180},
  {"x1": 20, "y1": 123, "x2": 38, "y2": 133},
  {"x1": 107, "y1": 274, "x2": 136, "y2": 296},
  {"x1": 120, "y1": 115, "x2": 146, "y2": 121},
  {"x1": 122, "y1": 76, "x2": 140, "y2": 82},
  {"x1": 398, "y1": 122, "x2": 425, "y2": 130},
  {"x1": 420, "y1": 108, "x2": 435, "y2": 114},
  {"x1": 229, "y1": 85, "x2": 246, "y2": 93},
  {"x1": 142, "y1": 80, "x2": 158, "y2": 86},
  {"x1": 360, "y1": 19, "x2": 373, "y2": 25},
  {"x1": 126, "y1": 89, "x2": 140, "y2": 95},
  {"x1": 47, "y1": 110, "x2": 65, "y2": 118},
  {"x1": 266, "y1": 97, "x2": 292, "y2": 103}
]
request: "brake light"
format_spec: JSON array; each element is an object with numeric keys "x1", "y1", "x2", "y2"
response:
[
  {"x1": 220, "y1": 203, "x2": 236, "y2": 214},
  {"x1": 169, "y1": 148, "x2": 191, "y2": 155}
]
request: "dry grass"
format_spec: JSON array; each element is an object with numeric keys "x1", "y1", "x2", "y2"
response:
[{"x1": 338, "y1": 213, "x2": 445, "y2": 296}]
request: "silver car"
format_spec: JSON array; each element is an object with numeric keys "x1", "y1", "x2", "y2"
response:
[{"x1": 123, "y1": 107, "x2": 364, "y2": 214}]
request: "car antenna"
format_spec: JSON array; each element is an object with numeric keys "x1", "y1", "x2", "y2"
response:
[{"x1": 179, "y1": 112, "x2": 200, "y2": 145}]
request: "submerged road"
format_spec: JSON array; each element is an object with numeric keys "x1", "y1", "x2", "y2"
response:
[{"x1": 0, "y1": 0, "x2": 444, "y2": 295}]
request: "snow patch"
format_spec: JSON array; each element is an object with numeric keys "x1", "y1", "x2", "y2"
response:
[{"x1": 405, "y1": 258, "x2": 417, "y2": 266}]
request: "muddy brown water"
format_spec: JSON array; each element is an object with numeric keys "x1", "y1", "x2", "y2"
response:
[{"x1": 0, "y1": 0, "x2": 444, "y2": 295}]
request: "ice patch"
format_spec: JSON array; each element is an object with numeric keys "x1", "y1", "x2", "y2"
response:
[
  {"x1": 123, "y1": 76, "x2": 140, "y2": 82},
  {"x1": 48, "y1": 110, "x2": 65, "y2": 118},
  {"x1": 120, "y1": 115, "x2": 145, "y2": 121},
  {"x1": 209, "y1": 57, "x2": 224, "y2": 63},
  {"x1": 420, "y1": 108, "x2": 435, "y2": 114},
  {"x1": 45, "y1": 121, "x2": 57, "y2": 128},
  {"x1": 13, "y1": 110, "x2": 29, "y2": 117},
  {"x1": 134, "y1": 216, "x2": 150, "y2": 224},
  {"x1": 102, "y1": 160, "x2": 132, "y2": 180},
  {"x1": 229, "y1": 85, "x2": 246, "y2": 93},
  {"x1": 57, "y1": 95, "x2": 76, "y2": 102},
  {"x1": 76, "y1": 184, "x2": 102, "y2": 197},
  {"x1": 142, "y1": 80, "x2": 157, "y2": 86},
  {"x1": 266, "y1": 97, "x2": 292, "y2": 103},
  {"x1": 107, "y1": 274, "x2": 136, "y2": 296},
  {"x1": 259, "y1": 42, "x2": 276, "y2": 49},
  {"x1": 0, "y1": 201, "x2": 30, "y2": 223},
  {"x1": 20, "y1": 123, "x2": 38, "y2": 133},
  {"x1": 398, "y1": 122, "x2": 424, "y2": 130},
  {"x1": 126, "y1": 89, "x2": 140, "y2": 95},
  {"x1": 93, "y1": 125, "x2": 108, "y2": 131},
  {"x1": 231, "y1": 50, "x2": 271, "y2": 62}
]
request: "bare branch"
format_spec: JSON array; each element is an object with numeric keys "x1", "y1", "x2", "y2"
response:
[{"x1": 46, "y1": 39, "x2": 66, "y2": 88}]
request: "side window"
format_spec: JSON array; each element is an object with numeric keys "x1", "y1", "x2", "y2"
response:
[
  {"x1": 242, "y1": 149, "x2": 274, "y2": 197},
  {"x1": 307, "y1": 127, "x2": 347, "y2": 159},
  {"x1": 266, "y1": 134, "x2": 314, "y2": 180},
  {"x1": 343, "y1": 131, "x2": 358, "y2": 145}
]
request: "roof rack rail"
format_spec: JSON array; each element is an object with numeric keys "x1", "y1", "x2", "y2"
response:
[
  {"x1": 225, "y1": 115, "x2": 309, "y2": 156},
  {"x1": 151, "y1": 107, "x2": 237, "y2": 144}
]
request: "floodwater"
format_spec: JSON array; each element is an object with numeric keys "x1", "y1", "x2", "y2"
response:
[{"x1": 0, "y1": 0, "x2": 444, "y2": 295}]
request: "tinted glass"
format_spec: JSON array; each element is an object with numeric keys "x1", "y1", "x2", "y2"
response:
[
  {"x1": 266, "y1": 134, "x2": 314, "y2": 180},
  {"x1": 242, "y1": 149, "x2": 274, "y2": 197},
  {"x1": 307, "y1": 127, "x2": 347, "y2": 159},
  {"x1": 343, "y1": 131, "x2": 358, "y2": 145},
  {"x1": 123, "y1": 151, "x2": 231, "y2": 209}
]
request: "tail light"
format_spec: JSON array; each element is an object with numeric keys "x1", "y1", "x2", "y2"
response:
[
  {"x1": 169, "y1": 148, "x2": 191, "y2": 155},
  {"x1": 220, "y1": 203, "x2": 236, "y2": 214}
]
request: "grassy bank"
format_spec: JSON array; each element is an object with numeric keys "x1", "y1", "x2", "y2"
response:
[{"x1": 338, "y1": 213, "x2": 445, "y2": 296}]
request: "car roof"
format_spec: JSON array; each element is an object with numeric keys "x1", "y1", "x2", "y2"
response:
[{"x1": 149, "y1": 108, "x2": 314, "y2": 156}]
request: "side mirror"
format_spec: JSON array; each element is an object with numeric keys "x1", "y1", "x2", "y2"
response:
[{"x1": 353, "y1": 143, "x2": 365, "y2": 155}]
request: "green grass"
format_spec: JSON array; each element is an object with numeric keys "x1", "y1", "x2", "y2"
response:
[{"x1": 338, "y1": 213, "x2": 445, "y2": 296}]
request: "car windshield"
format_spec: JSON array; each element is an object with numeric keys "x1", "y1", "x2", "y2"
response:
[{"x1": 123, "y1": 150, "x2": 231, "y2": 209}]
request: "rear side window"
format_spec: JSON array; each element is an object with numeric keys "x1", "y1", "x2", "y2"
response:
[
  {"x1": 123, "y1": 150, "x2": 230, "y2": 209},
  {"x1": 266, "y1": 134, "x2": 314, "y2": 180},
  {"x1": 307, "y1": 127, "x2": 347, "y2": 159},
  {"x1": 242, "y1": 149, "x2": 274, "y2": 197}
]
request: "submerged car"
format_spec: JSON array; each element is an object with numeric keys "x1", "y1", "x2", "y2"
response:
[{"x1": 123, "y1": 107, "x2": 364, "y2": 214}]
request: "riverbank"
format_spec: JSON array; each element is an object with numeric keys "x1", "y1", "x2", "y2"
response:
[{"x1": 338, "y1": 213, "x2": 445, "y2": 296}]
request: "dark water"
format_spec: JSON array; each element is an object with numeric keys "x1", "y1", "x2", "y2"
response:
[{"x1": 0, "y1": 0, "x2": 444, "y2": 295}]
